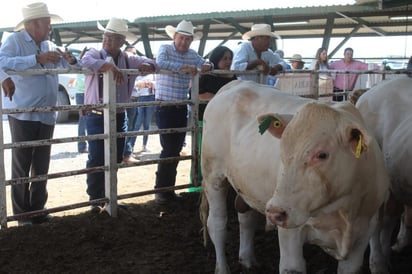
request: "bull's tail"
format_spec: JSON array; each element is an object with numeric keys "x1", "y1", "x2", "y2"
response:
[{"x1": 199, "y1": 188, "x2": 209, "y2": 247}]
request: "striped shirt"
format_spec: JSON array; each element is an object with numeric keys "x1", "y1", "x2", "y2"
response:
[{"x1": 155, "y1": 43, "x2": 208, "y2": 101}]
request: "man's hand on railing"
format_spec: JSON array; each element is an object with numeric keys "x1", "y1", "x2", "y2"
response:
[
  {"x1": 138, "y1": 63, "x2": 156, "y2": 76},
  {"x1": 268, "y1": 64, "x2": 283, "y2": 76},
  {"x1": 99, "y1": 63, "x2": 125, "y2": 85},
  {"x1": 247, "y1": 59, "x2": 267, "y2": 72},
  {"x1": 2, "y1": 77, "x2": 15, "y2": 101},
  {"x1": 180, "y1": 64, "x2": 198, "y2": 76}
]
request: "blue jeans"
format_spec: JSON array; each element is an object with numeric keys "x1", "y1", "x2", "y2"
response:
[
  {"x1": 135, "y1": 95, "x2": 155, "y2": 147},
  {"x1": 86, "y1": 112, "x2": 127, "y2": 200},
  {"x1": 75, "y1": 93, "x2": 87, "y2": 153},
  {"x1": 123, "y1": 98, "x2": 139, "y2": 157},
  {"x1": 154, "y1": 104, "x2": 187, "y2": 190}
]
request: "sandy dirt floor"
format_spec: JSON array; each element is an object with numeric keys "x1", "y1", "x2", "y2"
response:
[
  {"x1": 1, "y1": 119, "x2": 193, "y2": 226},
  {"x1": 0, "y1": 120, "x2": 411, "y2": 273}
]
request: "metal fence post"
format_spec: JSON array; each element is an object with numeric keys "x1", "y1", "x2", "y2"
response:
[
  {"x1": 103, "y1": 58, "x2": 118, "y2": 217},
  {"x1": 0, "y1": 90, "x2": 7, "y2": 228},
  {"x1": 190, "y1": 73, "x2": 200, "y2": 187}
]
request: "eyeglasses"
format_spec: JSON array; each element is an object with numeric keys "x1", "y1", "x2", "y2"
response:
[{"x1": 102, "y1": 35, "x2": 124, "y2": 42}]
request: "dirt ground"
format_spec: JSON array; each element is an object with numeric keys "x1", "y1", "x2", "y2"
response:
[{"x1": 0, "y1": 121, "x2": 411, "y2": 273}]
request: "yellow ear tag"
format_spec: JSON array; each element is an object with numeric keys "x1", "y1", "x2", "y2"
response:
[
  {"x1": 355, "y1": 135, "x2": 362, "y2": 159},
  {"x1": 273, "y1": 120, "x2": 282, "y2": 128}
]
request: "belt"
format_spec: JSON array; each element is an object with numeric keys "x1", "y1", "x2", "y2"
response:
[
  {"x1": 333, "y1": 88, "x2": 351, "y2": 92},
  {"x1": 85, "y1": 109, "x2": 103, "y2": 115},
  {"x1": 86, "y1": 109, "x2": 126, "y2": 116},
  {"x1": 156, "y1": 100, "x2": 187, "y2": 109}
]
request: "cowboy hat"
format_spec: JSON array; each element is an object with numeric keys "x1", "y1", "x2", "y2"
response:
[
  {"x1": 242, "y1": 24, "x2": 279, "y2": 40},
  {"x1": 289, "y1": 54, "x2": 305, "y2": 63},
  {"x1": 15, "y1": 2, "x2": 63, "y2": 31},
  {"x1": 97, "y1": 17, "x2": 137, "y2": 42},
  {"x1": 165, "y1": 20, "x2": 203, "y2": 41}
]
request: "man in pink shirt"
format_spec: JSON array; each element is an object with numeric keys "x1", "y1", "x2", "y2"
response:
[{"x1": 329, "y1": 47, "x2": 369, "y2": 101}]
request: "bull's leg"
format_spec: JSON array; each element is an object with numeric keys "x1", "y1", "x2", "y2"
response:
[
  {"x1": 277, "y1": 226, "x2": 306, "y2": 274},
  {"x1": 204, "y1": 180, "x2": 230, "y2": 274},
  {"x1": 337, "y1": 218, "x2": 372, "y2": 274},
  {"x1": 369, "y1": 193, "x2": 402, "y2": 274},
  {"x1": 369, "y1": 207, "x2": 388, "y2": 274},
  {"x1": 238, "y1": 209, "x2": 259, "y2": 270},
  {"x1": 392, "y1": 205, "x2": 412, "y2": 252}
]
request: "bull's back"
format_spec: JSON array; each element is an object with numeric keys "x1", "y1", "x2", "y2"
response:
[
  {"x1": 356, "y1": 77, "x2": 412, "y2": 142},
  {"x1": 356, "y1": 77, "x2": 412, "y2": 205},
  {"x1": 202, "y1": 80, "x2": 311, "y2": 211}
]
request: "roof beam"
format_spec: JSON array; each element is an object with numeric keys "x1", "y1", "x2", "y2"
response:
[
  {"x1": 136, "y1": 23, "x2": 153, "y2": 59},
  {"x1": 329, "y1": 25, "x2": 362, "y2": 58},
  {"x1": 335, "y1": 11, "x2": 386, "y2": 36},
  {"x1": 322, "y1": 15, "x2": 334, "y2": 51}
]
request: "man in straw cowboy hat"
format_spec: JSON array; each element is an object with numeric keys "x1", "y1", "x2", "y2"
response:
[
  {"x1": 81, "y1": 17, "x2": 159, "y2": 213},
  {"x1": 0, "y1": 2, "x2": 80, "y2": 226},
  {"x1": 231, "y1": 23, "x2": 286, "y2": 84},
  {"x1": 154, "y1": 20, "x2": 212, "y2": 204},
  {"x1": 289, "y1": 53, "x2": 306, "y2": 70}
]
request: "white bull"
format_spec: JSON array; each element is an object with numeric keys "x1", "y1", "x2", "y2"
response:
[
  {"x1": 200, "y1": 80, "x2": 389, "y2": 274},
  {"x1": 356, "y1": 76, "x2": 412, "y2": 273}
]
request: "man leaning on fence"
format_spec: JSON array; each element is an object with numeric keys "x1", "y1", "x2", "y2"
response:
[
  {"x1": 231, "y1": 24, "x2": 286, "y2": 84},
  {"x1": 329, "y1": 47, "x2": 375, "y2": 101},
  {"x1": 81, "y1": 18, "x2": 158, "y2": 213},
  {"x1": 0, "y1": 2, "x2": 80, "y2": 226},
  {"x1": 154, "y1": 20, "x2": 212, "y2": 205}
]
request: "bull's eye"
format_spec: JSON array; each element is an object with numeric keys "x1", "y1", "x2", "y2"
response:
[{"x1": 317, "y1": 152, "x2": 329, "y2": 160}]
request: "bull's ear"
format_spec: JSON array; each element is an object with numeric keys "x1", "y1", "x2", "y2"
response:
[
  {"x1": 348, "y1": 127, "x2": 369, "y2": 159},
  {"x1": 257, "y1": 114, "x2": 292, "y2": 138}
]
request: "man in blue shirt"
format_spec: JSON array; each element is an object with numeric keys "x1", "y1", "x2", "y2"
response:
[
  {"x1": 231, "y1": 24, "x2": 285, "y2": 84},
  {"x1": 0, "y1": 2, "x2": 79, "y2": 226}
]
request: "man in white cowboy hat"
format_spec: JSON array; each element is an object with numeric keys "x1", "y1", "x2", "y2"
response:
[
  {"x1": 0, "y1": 2, "x2": 80, "y2": 226},
  {"x1": 289, "y1": 53, "x2": 306, "y2": 70},
  {"x1": 231, "y1": 23, "x2": 286, "y2": 84},
  {"x1": 81, "y1": 17, "x2": 159, "y2": 213},
  {"x1": 154, "y1": 19, "x2": 212, "y2": 204}
]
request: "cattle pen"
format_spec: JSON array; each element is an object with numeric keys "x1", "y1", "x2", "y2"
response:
[{"x1": 0, "y1": 65, "x2": 409, "y2": 229}]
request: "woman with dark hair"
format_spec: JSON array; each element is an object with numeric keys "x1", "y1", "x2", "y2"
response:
[
  {"x1": 198, "y1": 45, "x2": 237, "y2": 120},
  {"x1": 190, "y1": 46, "x2": 237, "y2": 190}
]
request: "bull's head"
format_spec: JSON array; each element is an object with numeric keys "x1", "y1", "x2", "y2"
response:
[{"x1": 258, "y1": 102, "x2": 370, "y2": 229}]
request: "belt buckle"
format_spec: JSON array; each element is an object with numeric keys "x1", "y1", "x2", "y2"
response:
[{"x1": 91, "y1": 109, "x2": 103, "y2": 115}]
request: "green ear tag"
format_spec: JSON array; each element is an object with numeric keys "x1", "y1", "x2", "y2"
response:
[{"x1": 259, "y1": 116, "x2": 275, "y2": 135}]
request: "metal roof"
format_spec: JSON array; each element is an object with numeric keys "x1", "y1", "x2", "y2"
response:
[{"x1": 0, "y1": 2, "x2": 410, "y2": 58}]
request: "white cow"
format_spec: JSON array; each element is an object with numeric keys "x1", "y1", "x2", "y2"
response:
[
  {"x1": 200, "y1": 80, "x2": 389, "y2": 274},
  {"x1": 356, "y1": 76, "x2": 412, "y2": 273}
]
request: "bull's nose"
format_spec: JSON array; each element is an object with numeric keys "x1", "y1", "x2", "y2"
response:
[{"x1": 266, "y1": 207, "x2": 288, "y2": 227}]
